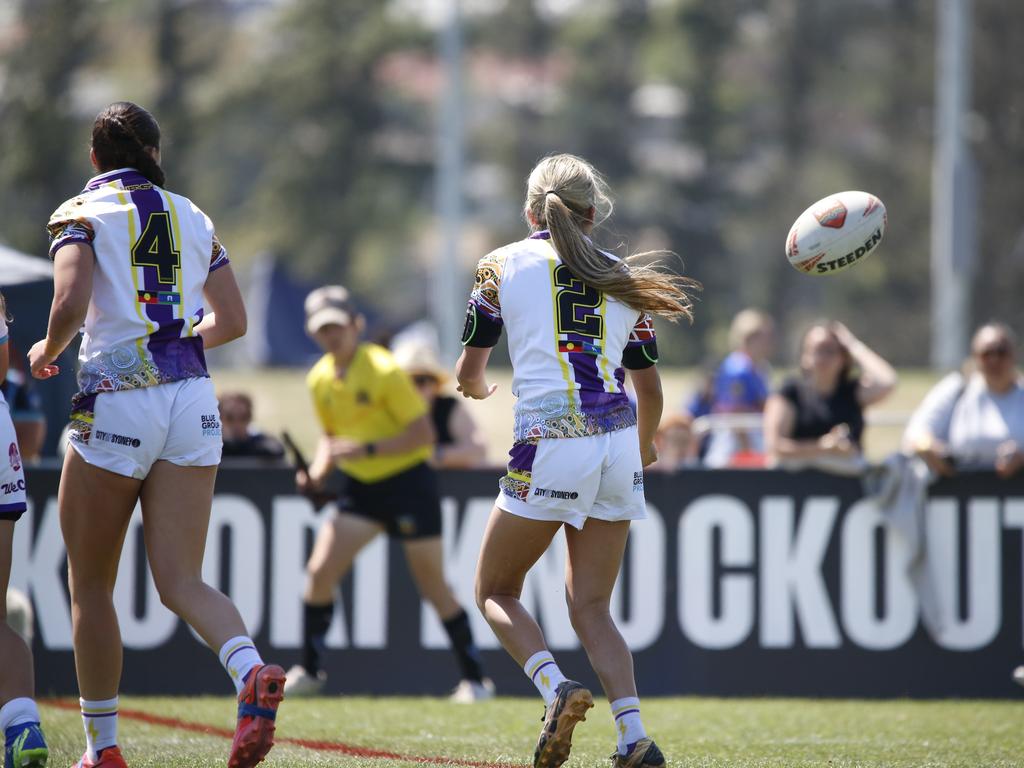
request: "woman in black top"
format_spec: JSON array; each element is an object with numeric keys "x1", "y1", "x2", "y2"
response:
[{"x1": 764, "y1": 322, "x2": 896, "y2": 469}]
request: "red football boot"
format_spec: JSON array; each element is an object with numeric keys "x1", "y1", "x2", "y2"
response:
[
  {"x1": 228, "y1": 663, "x2": 286, "y2": 768},
  {"x1": 73, "y1": 746, "x2": 128, "y2": 767}
]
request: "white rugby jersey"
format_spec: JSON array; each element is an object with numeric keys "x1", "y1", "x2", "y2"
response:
[
  {"x1": 47, "y1": 168, "x2": 228, "y2": 411},
  {"x1": 462, "y1": 231, "x2": 658, "y2": 442}
]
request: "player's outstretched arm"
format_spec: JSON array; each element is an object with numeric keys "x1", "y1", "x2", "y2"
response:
[
  {"x1": 29, "y1": 242, "x2": 95, "y2": 379},
  {"x1": 196, "y1": 263, "x2": 247, "y2": 349}
]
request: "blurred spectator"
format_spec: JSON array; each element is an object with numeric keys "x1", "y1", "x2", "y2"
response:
[
  {"x1": 764, "y1": 321, "x2": 897, "y2": 474},
  {"x1": 902, "y1": 322, "x2": 1024, "y2": 477},
  {"x1": 392, "y1": 342, "x2": 488, "y2": 468},
  {"x1": 649, "y1": 412, "x2": 698, "y2": 472},
  {"x1": 218, "y1": 391, "x2": 285, "y2": 460},
  {"x1": 690, "y1": 309, "x2": 775, "y2": 467},
  {"x1": 6, "y1": 588, "x2": 33, "y2": 645},
  {"x1": 0, "y1": 341, "x2": 46, "y2": 462}
]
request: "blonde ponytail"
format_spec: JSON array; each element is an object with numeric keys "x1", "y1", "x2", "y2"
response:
[{"x1": 527, "y1": 154, "x2": 699, "y2": 322}]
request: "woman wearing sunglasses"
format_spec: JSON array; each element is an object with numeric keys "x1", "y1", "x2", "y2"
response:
[
  {"x1": 904, "y1": 322, "x2": 1024, "y2": 478},
  {"x1": 904, "y1": 321, "x2": 1024, "y2": 689}
]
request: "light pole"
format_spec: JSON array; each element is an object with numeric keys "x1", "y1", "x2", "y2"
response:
[
  {"x1": 434, "y1": 0, "x2": 465, "y2": 364},
  {"x1": 930, "y1": 0, "x2": 977, "y2": 369}
]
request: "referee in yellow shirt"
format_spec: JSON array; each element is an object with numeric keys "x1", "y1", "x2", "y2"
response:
[{"x1": 285, "y1": 286, "x2": 492, "y2": 702}]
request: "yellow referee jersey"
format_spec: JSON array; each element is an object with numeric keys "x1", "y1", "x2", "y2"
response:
[{"x1": 306, "y1": 343, "x2": 432, "y2": 483}]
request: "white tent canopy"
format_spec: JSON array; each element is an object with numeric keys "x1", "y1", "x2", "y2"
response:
[{"x1": 0, "y1": 242, "x2": 53, "y2": 286}]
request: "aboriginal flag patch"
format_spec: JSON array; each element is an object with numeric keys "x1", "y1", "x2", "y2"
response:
[{"x1": 137, "y1": 290, "x2": 181, "y2": 305}]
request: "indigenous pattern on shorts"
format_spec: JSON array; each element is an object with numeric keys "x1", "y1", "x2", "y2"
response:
[
  {"x1": 47, "y1": 168, "x2": 225, "y2": 427},
  {"x1": 499, "y1": 439, "x2": 537, "y2": 501}
]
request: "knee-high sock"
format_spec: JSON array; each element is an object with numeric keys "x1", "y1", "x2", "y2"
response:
[
  {"x1": 441, "y1": 609, "x2": 484, "y2": 683},
  {"x1": 302, "y1": 601, "x2": 334, "y2": 675}
]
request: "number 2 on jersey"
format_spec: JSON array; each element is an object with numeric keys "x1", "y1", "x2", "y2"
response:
[
  {"x1": 553, "y1": 264, "x2": 603, "y2": 339},
  {"x1": 132, "y1": 211, "x2": 181, "y2": 285}
]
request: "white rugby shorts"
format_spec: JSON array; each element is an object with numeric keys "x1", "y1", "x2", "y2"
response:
[
  {"x1": 0, "y1": 398, "x2": 27, "y2": 520},
  {"x1": 496, "y1": 426, "x2": 647, "y2": 530},
  {"x1": 71, "y1": 377, "x2": 223, "y2": 480}
]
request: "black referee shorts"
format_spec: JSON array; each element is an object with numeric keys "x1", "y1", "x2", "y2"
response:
[{"x1": 337, "y1": 461, "x2": 442, "y2": 540}]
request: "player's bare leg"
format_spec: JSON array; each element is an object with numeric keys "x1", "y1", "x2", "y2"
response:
[
  {"x1": 0, "y1": 523, "x2": 33, "y2": 707},
  {"x1": 0, "y1": 521, "x2": 48, "y2": 767},
  {"x1": 563, "y1": 519, "x2": 635, "y2": 699},
  {"x1": 475, "y1": 507, "x2": 561, "y2": 663},
  {"x1": 60, "y1": 450, "x2": 140, "y2": 701},
  {"x1": 141, "y1": 459, "x2": 284, "y2": 768},
  {"x1": 476, "y1": 507, "x2": 592, "y2": 767},
  {"x1": 565, "y1": 519, "x2": 662, "y2": 767},
  {"x1": 141, "y1": 461, "x2": 249, "y2": 648},
  {"x1": 59, "y1": 449, "x2": 141, "y2": 765}
]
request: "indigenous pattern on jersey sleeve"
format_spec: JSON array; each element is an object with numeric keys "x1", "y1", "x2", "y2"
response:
[
  {"x1": 622, "y1": 313, "x2": 659, "y2": 370},
  {"x1": 47, "y1": 198, "x2": 96, "y2": 257},
  {"x1": 462, "y1": 250, "x2": 506, "y2": 347},
  {"x1": 209, "y1": 234, "x2": 230, "y2": 272},
  {"x1": 470, "y1": 251, "x2": 504, "y2": 320}
]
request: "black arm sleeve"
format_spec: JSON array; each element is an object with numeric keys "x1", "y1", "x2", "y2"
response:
[
  {"x1": 622, "y1": 340, "x2": 659, "y2": 370},
  {"x1": 461, "y1": 303, "x2": 503, "y2": 348}
]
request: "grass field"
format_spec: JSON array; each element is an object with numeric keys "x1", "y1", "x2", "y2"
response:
[
  {"x1": 210, "y1": 366, "x2": 943, "y2": 467},
  {"x1": 37, "y1": 695, "x2": 1023, "y2": 767}
]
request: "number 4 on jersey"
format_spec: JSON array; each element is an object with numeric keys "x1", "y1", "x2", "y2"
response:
[{"x1": 132, "y1": 211, "x2": 180, "y2": 285}]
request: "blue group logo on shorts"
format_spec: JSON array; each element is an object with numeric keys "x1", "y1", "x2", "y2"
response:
[
  {"x1": 633, "y1": 471, "x2": 644, "y2": 492},
  {"x1": 201, "y1": 414, "x2": 222, "y2": 437}
]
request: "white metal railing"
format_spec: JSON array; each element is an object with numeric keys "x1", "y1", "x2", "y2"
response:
[{"x1": 690, "y1": 411, "x2": 912, "y2": 437}]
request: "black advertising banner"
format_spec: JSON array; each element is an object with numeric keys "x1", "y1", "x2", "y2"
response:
[{"x1": 12, "y1": 466, "x2": 1023, "y2": 698}]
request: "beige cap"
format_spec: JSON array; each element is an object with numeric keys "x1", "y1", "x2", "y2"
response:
[
  {"x1": 392, "y1": 342, "x2": 448, "y2": 383},
  {"x1": 305, "y1": 285, "x2": 358, "y2": 335}
]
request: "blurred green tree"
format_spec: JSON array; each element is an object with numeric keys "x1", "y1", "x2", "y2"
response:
[{"x1": 0, "y1": 0, "x2": 95, "y2": 256}]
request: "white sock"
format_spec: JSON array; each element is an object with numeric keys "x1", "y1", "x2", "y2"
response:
[
  {"x1": 0, "y1": 697, "x2": 41, "y2": 731},
  {"x1": 80, "y1": 697, "x2": 118, "y2": 760},
  {"x1": 218, "y1": 636, "x2": 264, "y2": 695},
  {"x1": 523, "y1": 650, "x2": 568, "y2": 706},
  {"x1": 611, "y1": 697, "x2": 647, "y2": 755}
]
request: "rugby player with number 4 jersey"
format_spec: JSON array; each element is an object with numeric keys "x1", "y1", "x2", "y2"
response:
[{"x1": 30, "y1": 102, "x2": 283, "y2": 768}]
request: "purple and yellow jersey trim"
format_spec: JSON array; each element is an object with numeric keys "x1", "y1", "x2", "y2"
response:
[
  {"x1": 499, "y1": 439, "x2": 537, "y2": 502},
  {"x1": 210, "y1": 235, "x2": 229, "y2": 272}
]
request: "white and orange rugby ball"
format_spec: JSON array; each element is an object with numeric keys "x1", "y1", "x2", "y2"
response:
[{"x1": 785, "y1": 190, "x2": 887, "y2": 275}]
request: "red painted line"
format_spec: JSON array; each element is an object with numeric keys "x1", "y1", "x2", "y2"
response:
[{"x1": 42, "y1": 699, "x2": 525, "y2": 768}]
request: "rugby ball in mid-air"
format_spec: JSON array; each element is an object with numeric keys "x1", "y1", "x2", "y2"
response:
[{"x1": 785, "y1": 190, "x2": 887, "y2": 276}]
